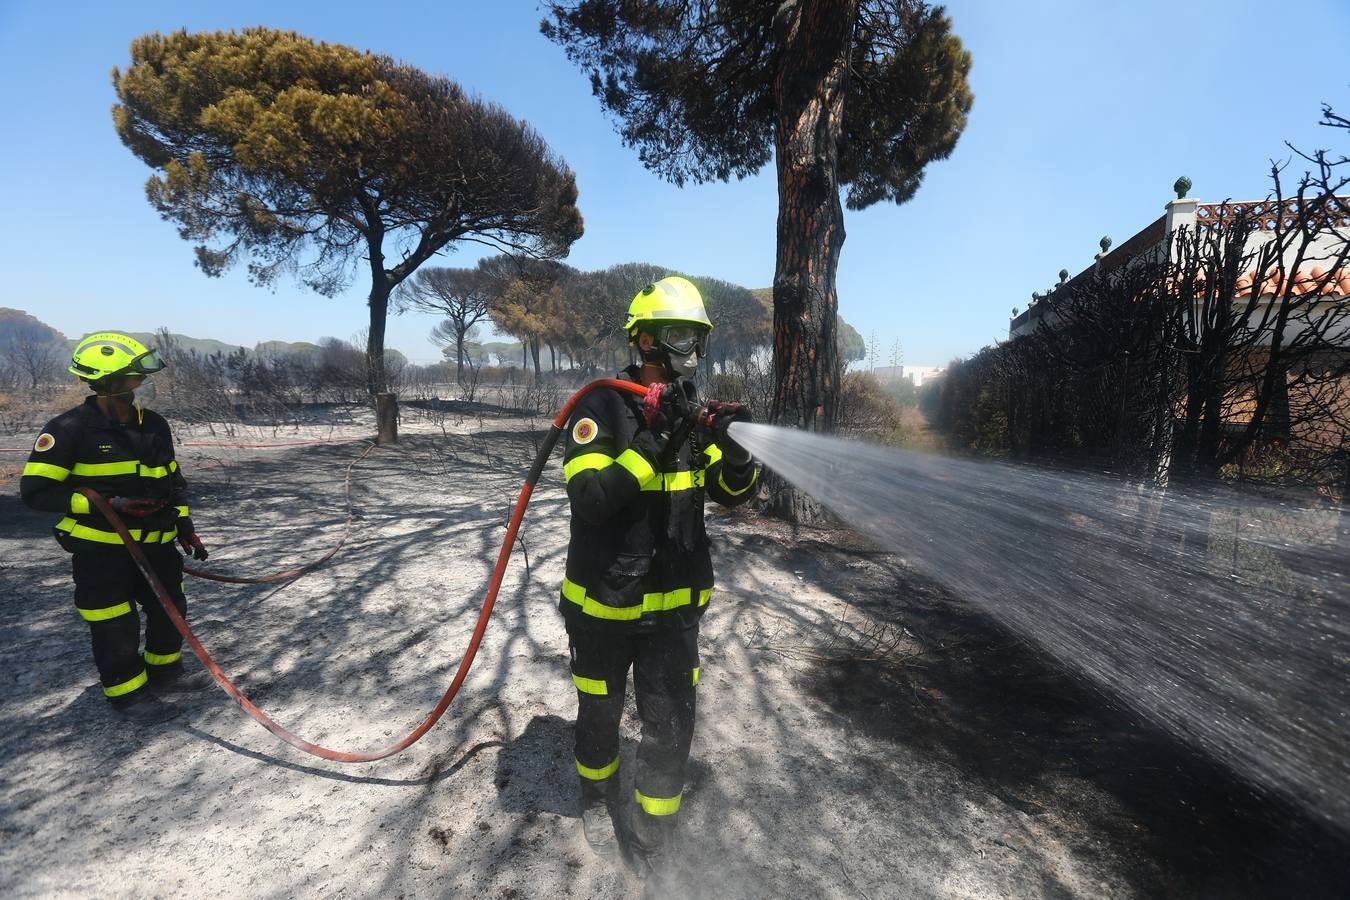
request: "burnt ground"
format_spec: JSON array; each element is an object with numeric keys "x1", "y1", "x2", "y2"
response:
[{"x1": 0, "y1": 413, "x2": 1347, "y2": 899}]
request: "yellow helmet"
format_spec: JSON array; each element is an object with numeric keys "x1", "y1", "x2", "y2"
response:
[
  {"x1": 625, "y1": 276, "x2": 713, "y2": 338},
  {"x1": 69, "y1": 332, "x2": 166, "y2": 382}
]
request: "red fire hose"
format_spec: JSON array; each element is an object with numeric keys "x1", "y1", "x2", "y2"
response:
[{"x1": 77, "y1": 378, "x2": 647, "y2": 762}]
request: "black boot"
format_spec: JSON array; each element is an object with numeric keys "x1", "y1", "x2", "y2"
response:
[
  {"x1": 148, "y1": 664, "x2": 213, "y2": 693},
  {"x1": 580, "y1": 779, "x2": 620, "y2": 857},
  {"x1": 627, "y1": 807, "x2": 675, "y2": 882},
  {"x1": 109, "y1": 690, "x2": 180, "y2": 725}
]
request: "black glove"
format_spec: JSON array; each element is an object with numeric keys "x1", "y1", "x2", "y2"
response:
[
  {"x1": 109, "y1": 496, "x2": 169, "y2": 518},
  {"x1": 634, "y1": 382, "x2": 694, "y2": 467},
  {"x1": 698, "y1": 401, "x2": 752, "y2": 463},
  {"x1": 639, "y1": 381, "x2": 687, "y2": 432},
  {"x1": 176, "y1": 518, "x2": 209, "y2": 561}
]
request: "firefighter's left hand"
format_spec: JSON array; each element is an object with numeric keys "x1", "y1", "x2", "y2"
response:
[
  {"x1": 177, "y1": 520, "x2": 209, "y2": 561},
  {"x1": 700, "y1": 402, "x2": 752, "y2": 462}
]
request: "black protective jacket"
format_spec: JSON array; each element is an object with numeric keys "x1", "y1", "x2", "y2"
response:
[
  {"x1": 559, "y1": 369, "x2": 758, "y2": 632},
  {"x1": 20, "y1": 396, "x2": 192, "y2": 549}
]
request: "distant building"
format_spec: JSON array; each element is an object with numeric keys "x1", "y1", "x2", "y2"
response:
[
  {"x1": 1006, "y1": 186, "x2": 1350, "y2": 466},
  {"x1": 867, "y1": 363, "x2": 945, "y2": 386},
  {"x1": 1010, "y1": 191, "x2": 1350, "y2": 343}
]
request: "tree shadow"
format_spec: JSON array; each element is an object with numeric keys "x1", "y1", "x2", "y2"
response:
[{"x1": 776, "y1": 527, "x2": 1350, "y2": 899}]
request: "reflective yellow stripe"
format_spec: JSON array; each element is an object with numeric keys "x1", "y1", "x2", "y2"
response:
[
  {"x1": 78, "y1": 601, "x2": 132, "y2": 622},
  {"x1": 634, "y1": 789, "x2": 682, "y2": 816},
  {"x1": 104, "y1": 670, "x2": 147, "y2": 698},
  {"x1": 169, "y1": 460, "x2": 178, "y2": 473},
  {"x1": 175, "y1": 505, "x2": 189, "y2": 518},
  {"x1": 564, "y1": 452, "x2": 613, "y2": 482},
  {"x1": 70, "y1": 460, "x2": 173, "y2": 478},
  {"x1": 144, "y1": 650, "x2": 182, "y2": 666},
  {"x1": 70, "y1": 493, "x2": 91, "y2": 515},
  {"x1": 577, "y1": 755, "x2": 620, "y2": 781},
  {"x1": 704, "y1": 444, "x2": 723, "y2": 465},
  {"x1": 642, "y1": 469, "x2": 706, "y2": 492},
  {"x1": 645, "y1": 587, "x2": 690, "y2": 611},
  {"x1": 614, "y1": 448, "x2": 657, "y2": 486},
  {"x1": 72, "y1": 461, "x2": 137, "y2": 476},
  {"x1": 562, "y1": 578, "x2": 712, "y2": 620},
  {"x1": 562, "y1": 577, "x2": 643, "y2": 621},
  {"x1": 23, "y1": 461, "x2": 71, "y2": 480},
  {"x1": 718, "y1": 465, "x2": 758, "y2": 497},
  {"x1": 572, "y1": 674, "x2": 608, "y2": 696},
  {"x1": 56, "y1": 518, "x2": 178, "y2": 545},
  {"x1": 692, "y1": 667, "x2": 701, "y2": 686}
]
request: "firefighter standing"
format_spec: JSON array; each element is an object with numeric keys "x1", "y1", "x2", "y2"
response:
[
  {"x1": 559, "y1": 277, "x2": 759, "y2": 877},
  {"x1": 20, "y1": 332, "x2": 210, "y2": 725}
]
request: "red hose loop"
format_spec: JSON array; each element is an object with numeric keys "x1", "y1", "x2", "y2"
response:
[{"x1": 77, "y1": 378, "x2": 647, "y2": 762}]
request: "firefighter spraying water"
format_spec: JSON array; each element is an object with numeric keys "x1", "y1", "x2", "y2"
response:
[{"x1": 554, "y1": 276, "x2": 759, "y2": 881}]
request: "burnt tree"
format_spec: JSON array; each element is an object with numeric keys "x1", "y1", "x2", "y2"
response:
[{"x1": 543, "y1": 0, "x2": 972, "y2": 520}]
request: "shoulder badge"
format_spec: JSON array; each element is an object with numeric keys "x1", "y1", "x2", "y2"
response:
[
  {"x1": 572, "y1": 417, "x2": 598, "y2": 445},
  {"x1": 34, "y1": 432, "x2": 56, "y2": 453}
]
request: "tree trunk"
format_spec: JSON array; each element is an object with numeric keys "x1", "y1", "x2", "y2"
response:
[
  {"x1": 366, "y1": 280, "x2": 391, "y2": 398},
  {"x1": 455, "y1": 329, "x2": 466, "y2": 383},
  {"x1": 376, "y1": 392, "x2": 398, "y2": 445},
  {"x1": 765, "y1": 0, "x2": 855, "y2": 524}
]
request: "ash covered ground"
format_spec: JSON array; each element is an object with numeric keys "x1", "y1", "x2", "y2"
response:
[{"x1": 1, "y1": 405, "x2": 1346, "y2": 899}]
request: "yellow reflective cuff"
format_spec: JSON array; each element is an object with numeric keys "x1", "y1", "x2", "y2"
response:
[
  {"x1": 577, "y1": 756, "x2": 620, "y2": 781},
  {"x1": 78, "y1": 601, "x2": 132, "y2": 622},
  {"x1": 104, "y1": 670, "x2": 147, "y2": 698},
  {"x1": 718, "y1": 465, "x2": 758, "y2": 497},
  {"x1": 698, "y1": 588, "x2": 712, "y2": 607},
  {"x1": 572, "y1": 674, "x2": 608, "y2": 696},
  {"x1": 634, "y1": 789, "x2": 682, "y2": 816},
  {"x1": 169, "y1": 460, "x2": 178, "y2": 473},
  {"x1": 703, "y1": 444, "x2": 723, "y2": 465},
  {"x1": 56, "y1": 518, "x2": 178, "y2": 545},
  {"x1": 692, "y1": 667, "x2": 701, "y2": 686},
  {"x1": 175, "y1": 505, "x2": 189, "y2": 518},
  {"x1": 69, "y1": 493, "x2": 91, "y2": 515},
  {"x1": 564, "y1": 452, "x2": 614, "y2": 482},
  {"x1": 615, "y1": 448, "x2": 657, "y2": 487},
  {"x1": 144, "y1": 650, "x2": 182, "y2": 666},
  {"x1": 24, "y1": 461, "x2": 72, "y2": 481}
]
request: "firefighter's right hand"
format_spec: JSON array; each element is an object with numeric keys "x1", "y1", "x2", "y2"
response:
[{"x1": 109, "y1": 497, "x2": 169, "y2": 518}]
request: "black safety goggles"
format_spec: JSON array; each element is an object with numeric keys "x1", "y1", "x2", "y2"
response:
[
  {"x1": 128, "y1": 350, "x2": 166, "y2": 375},
  {"x1": 657, "y1": 324, "x2": 709, "y2": 358}
]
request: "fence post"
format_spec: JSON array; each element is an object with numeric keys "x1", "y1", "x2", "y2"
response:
[{"x1": 376, "y1": 392, "x2": 398, "y2": 445}]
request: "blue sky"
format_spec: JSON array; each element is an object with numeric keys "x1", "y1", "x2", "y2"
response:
[{"x1": 1, "y1": 1, "x2": 1346, "y2": 368}]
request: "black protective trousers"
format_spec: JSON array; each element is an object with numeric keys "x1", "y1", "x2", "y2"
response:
[
  {"x1": 70, "y1": 542, "x2": 186, "y2": 701},
  {"x1": 568, "y1": 623, "x2": 699, "y2": 827}
]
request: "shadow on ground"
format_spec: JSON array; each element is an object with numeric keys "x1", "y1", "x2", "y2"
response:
[{"x1": 772, "y1": 528, "x2": 1350, "y2": 899}]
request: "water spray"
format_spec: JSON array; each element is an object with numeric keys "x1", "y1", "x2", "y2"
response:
[{"x1": 726, "y1": 420, "x2": 1348, "y2": 829}]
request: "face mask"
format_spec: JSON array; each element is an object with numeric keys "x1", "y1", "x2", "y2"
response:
[
  {"x1": 667, "y1": 349, "x2": 699, "y2": 379},
  {"x1": 133, "y1": 380, "x2": 157, "y2": 407}
]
